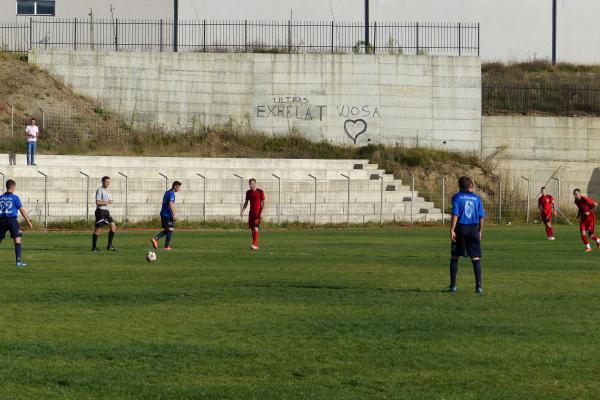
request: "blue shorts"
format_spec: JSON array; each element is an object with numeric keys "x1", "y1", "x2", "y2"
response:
[
  {"x1": 0, "y1": 218, "x2": 22, "y2": 240},
  {"x1": 161, "y1": 216, "x2": 174, "y2": 231},
  {"x1": 451, "y1": 224, "x2": 482, "y2": 258}
]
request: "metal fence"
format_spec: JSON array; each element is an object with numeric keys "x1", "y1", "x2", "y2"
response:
[
  {"x1": 0, "y1": 168, "x2": 579, "y2": 229},
  {"x1": 0, "y1": 18, "x2": 479, "y2": 56},
  {"x1": 483, "y1": 85, "x2": 600, "y2": 116}
]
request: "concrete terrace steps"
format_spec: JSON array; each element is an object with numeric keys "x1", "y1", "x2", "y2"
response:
[{"x1": 0, "y1": 154, "x2": 445, "y2": 223}]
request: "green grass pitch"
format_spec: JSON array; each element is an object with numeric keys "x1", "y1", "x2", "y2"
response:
[{"x1": 0, "y1": 226, "x2": 599, "y2": 399}]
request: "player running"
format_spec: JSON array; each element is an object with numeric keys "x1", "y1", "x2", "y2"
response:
[
  {"x1": 151, "y1": 181, "x2": 181, "y2": 251},
  {"x1": 538, "y1": 186, "x2": 556, "y2": 240},
  {"x1": 573, "y1": 189, "x2": 600, "y2": 252},
  {"x1": 92, "y1": 176, "x2": 117, "y2": 252},
  {"x1": 444, "y1": 176, "x2": 486, "y2": 294},
  {"x1": 241, "y1": 178, "x2": 265, "y2": 250},
  {"x1": 0, "y1": 180, "x2": 33, "y2": 267}
]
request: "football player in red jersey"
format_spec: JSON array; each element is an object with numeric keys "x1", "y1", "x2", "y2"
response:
[
  {"x1": 538, "y1": 186, "x2": 556, "y2": 240},
  {"x1": 241, "y1": 178, "x2": 265, "y2": 250},
  {"x1": 573, "y1": 189, "x2": 600, "y2": 252}
]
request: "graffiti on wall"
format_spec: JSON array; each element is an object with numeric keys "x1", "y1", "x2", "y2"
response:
[{"x1": 255, "y1": 96, "x2": 381, "y2": 144}]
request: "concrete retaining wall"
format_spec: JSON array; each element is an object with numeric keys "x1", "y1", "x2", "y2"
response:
[
  {"x1": 29, "y1": 50, "x2": 482, "y2": 151},
  {"x1": 483, "y1": 116, "x2": 600, "y2": 209}
]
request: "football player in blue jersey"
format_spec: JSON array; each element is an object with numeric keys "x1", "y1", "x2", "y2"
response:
[
  {"x1": 0, "y1": 180, "x2": 33, "y2": 267},
  {"x1": 151, "y1": 181, "x2": 181, "y2": 251},
  {"x1": 444, "y1": 176, "x2": 486, "y2": 294}
]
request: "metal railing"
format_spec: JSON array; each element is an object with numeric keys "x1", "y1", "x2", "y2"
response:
[
  {"x1": 483, "y1": 84, "x2": 600, "y2": 116},
  {"x1": 1, "y1": 169, "x2": 579, "y2": 228},
  {"x1": 0, "y1": 18, "x2": 479, "y2": 56}
]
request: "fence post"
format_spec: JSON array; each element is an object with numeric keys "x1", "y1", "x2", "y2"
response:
[
  {"x1": 287, "y1": 20, "x2": 292, "y2": 53},
  {"x1": 441, "y1": 175, "x2": 445, "y2": 226},
  {"x1": 158, "y1": 172, "x2": 168, "y2": 191},
  {"x1": 0, "y1": 172, "x2": 4, "y2": 189},
  {"x1": 458, "y1": 22, "x2": 462, "y2": 56},
  {"x1": 308, "y1": 174, "x2": 317, "y2": 226},
  {"x1": 79, "y1": 171, "x2": 89, "y2": 222},
  {"x1": 114, "y1": 18, "x2": 118, "y2": 51},
  {"x1": 244, "y1": 20, "x2": 248, "y2": 52},
  {"x1": 498, "y1": 179, "x2": 503, "y2": 224},
  {"x1": 29, "y1": 17, "x2": 32, "y2": 51},
  {"x1": 233, "y1": 173, "x2": 244, "y2": 220},
  {"x1": 203, "y1": 19, "x2": 207, "y2": 52},
  {"x1": 379, "y1": 174, "x2": 384, "y2": 226},
  {"x1": 272, "y1": 174, "x2": 281, "y2": 224},
  {"x1": 550, "y1": 176, "x2": 561, "y2": 209},
  {"x1": 415, "y1": 22, "x2": 419, "y2": 55},
  {"x1": 118, "y1": 172, "x2": 128, "y2": 222},
  {"x1": 37, "y1": 170, "x2": 48, "y2": 230},
  {"x1": 521, "y1": 176, "x2": 530, "y2": 224},
  {"x1": 74, "y1": 18, "x2": 78, "y2": 50},
  {"x1": 477, "y1": 23, "x2": 480, "y2": 57},
  {"x1": 341, "y1": 174, "x2": 350, "y2": 227},
  {"x1": 373, "y1": 21, "x2": 377, "y2": 53},
  {"x1": 173, "y1": 0, "x2": 178, "y2": 52},
  {"x1": 411, "y1": 175, "x2": 415, "y2": 226},
  {"x1": 159, "y1": 19, "x2": 163, "y2": 52},
  {"x1": 197, "y1": 173, "x2": 206, "y2": 226},
  {"x1": 331, "y1": 21, "x2": 334, "y2": 53}
]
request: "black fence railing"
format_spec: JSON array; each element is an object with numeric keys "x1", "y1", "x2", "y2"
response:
[
  {"x1": 483, "y1": 85, "x2": 600, "y2": 116},
  {"x1": 0, "y1": 18, "x2": 479, "y2": 56}
]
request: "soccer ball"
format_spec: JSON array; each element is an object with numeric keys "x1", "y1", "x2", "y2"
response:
[{"x1": 146, "y1": 251, "x2": 157, "y2": 262}]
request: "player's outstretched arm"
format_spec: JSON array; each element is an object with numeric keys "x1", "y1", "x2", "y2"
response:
[
  {"x1": 19, "y1": 207, "x2": 33, "y2": 229},
  {"x1": 258, "y1": 200, "x2": 265, "y2": 218},
  {"x1": 479, "y1": 217, "x2": 484, "y2": 239}
]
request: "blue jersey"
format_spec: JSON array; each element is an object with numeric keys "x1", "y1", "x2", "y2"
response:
[
  {"x1": 0, "y1": 192, "x2": 23, "y2": 218},
  {"x1": 160, "y1": 190, "x2": 176, "y2": 218},
  {"x1": 451, "y1": 191, "x2": 486, "y2": 225}
]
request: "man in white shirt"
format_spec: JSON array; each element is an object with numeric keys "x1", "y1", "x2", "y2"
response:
[
  {"x1": 25, "y1": 118, "x2": 39, "y2": 166},
  {"x1": 92, "y1": 176, "x2": 117, "y2": 251}
]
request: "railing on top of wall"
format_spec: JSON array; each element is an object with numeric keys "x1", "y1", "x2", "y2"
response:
[{"x1": 0, "y1": 18, "x2": 479, "y2": 56}]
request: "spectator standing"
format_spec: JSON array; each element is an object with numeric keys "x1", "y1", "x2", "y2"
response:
[{"x1": 25, "y1": 118, "x2": 39, "y2": 166}]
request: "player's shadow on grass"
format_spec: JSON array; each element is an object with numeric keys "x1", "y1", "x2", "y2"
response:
[{"x1": 587, "y1": 168, "x2": 600, "y2": 199}]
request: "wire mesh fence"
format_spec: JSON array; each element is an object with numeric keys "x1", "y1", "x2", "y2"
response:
[
  {"x1": 0, "y1": 171, "x2": 580, "y2": 229},
  {"x1": 483, "y1": 85, "x2": 600, "y2": 116},
  {"x1": 0, "y1": 18, "x2": 479, "y2": 56}
]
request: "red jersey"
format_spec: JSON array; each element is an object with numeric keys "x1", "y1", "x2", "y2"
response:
[
  {"x1": 538, "y1": 195, "x2": 554, "y2": 214},
  {"x1": 575, "y1": 196, "x2": 596, "y2": 222},
  {"x1": 246, "y1": 189, "x2": 265, "y2": 216}
]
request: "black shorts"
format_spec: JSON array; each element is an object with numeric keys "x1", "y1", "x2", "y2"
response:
[
  {"x1": 0, "y1": 218, "x2": 22, "y2": 239},
  {"x1": 161, "y1": 216, "x2": 174, "y2": 230},
  {"x1": 95, "y1": 209, "x2": 114, "y2": 228},
  {"x1": 451, "y1": 224, "x2": 482, "y2": 258}
]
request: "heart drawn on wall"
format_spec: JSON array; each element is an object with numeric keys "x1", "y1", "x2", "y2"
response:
[{"x1": 344, "y1": 119, "x2": 368, "y2": 144}]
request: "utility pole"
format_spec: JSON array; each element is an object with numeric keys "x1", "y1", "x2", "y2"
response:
[
  {"x1": 173, "y1": 0, "x2": 178, "y2": 52},
  {"x1": 552, "y1": 0, "x2": 557, "y2": 65},
  {"x1": 364, "y1": 0, "x2": 370, "y2": 49}
]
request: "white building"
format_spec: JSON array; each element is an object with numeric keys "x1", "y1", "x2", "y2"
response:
[
  {"x1": 0, "y1": 0, "x2": 170, "y2": 20},
  {"x1": 1, "y1": 0, "x2": 599, "y2": 63}
]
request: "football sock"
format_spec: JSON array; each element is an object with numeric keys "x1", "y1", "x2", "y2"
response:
[
  {"x1": 92, "y1": 233, "x2": 99, "y2": 248},
  {"x1": 254, "y1": 230, "x2": 259, "y2": 246},
  {"x1": 15, "y1": 243, "x2": 22, "y2": 262},
  {"x1": 472, "y1": 259, "x2": 482, "y2": 288},
  {"x1": 251, "y1": 230, "x2": 256, "y2": 244},
  {"x1": 165, "y1": 231, "x2": 172, "y2": 247},
  {"x1": 108, "y1": 231, "x2": 115, "y2": 246},
  {"x1": 592, "y1": 234, "x2": 600, "y2": 243},
  {"x1": 582, "y1": 234, "x2": 590, "y2": 246},
  {"x1": 545, "y1": 226, "x2": 552, "y2": 237},
  {"x1": 449, "y1": 258, "x2": 458, "y2": 288},
  {"x1": 549, "y1": 226, "x2": 554, "y2": 237},
  {"x1": 155, "y1": 231, "x2": 167, "y2": 240}
]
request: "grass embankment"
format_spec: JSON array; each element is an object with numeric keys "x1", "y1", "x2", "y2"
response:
[
  {"x1": 1, "y1": 226, "x2": 599, "y2": 399},
  {"x1": 483, "y1": 60, "x2": 600, "y2": 115}
]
